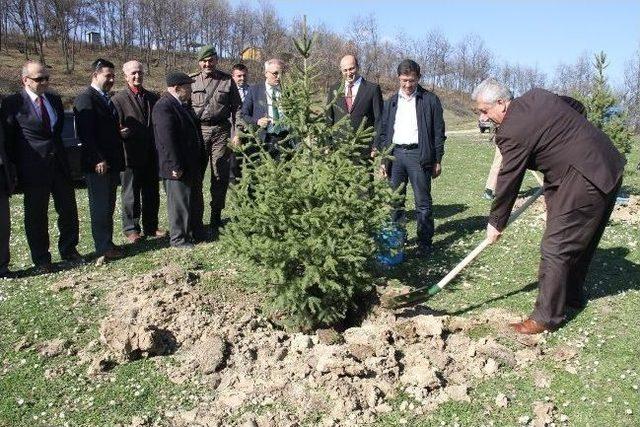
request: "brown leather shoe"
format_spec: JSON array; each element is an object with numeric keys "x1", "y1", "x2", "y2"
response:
[
  {"x1": 126, "y1": 232, "x2": 142, "y2": 243},
  {"x1": 146, "y1": 229, "x2": 167, "y2": 239},
  {"x1": 510, "y1": 318, "x2": 551, "y2": 334},
  {"x1": 103, "y1": 248, "x2": 124, "y2": 260}
]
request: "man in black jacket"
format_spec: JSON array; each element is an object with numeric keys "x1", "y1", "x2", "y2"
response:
[
  {"x1": 2, "y1": 61, "x2": 81, "y2": 273},
  {"x1": 74, "y1": 58, "x2": 125, "y2": 260},
  {"x1": 377, "y1": 59, "x2": 446, "y2": 257},
  {"x1": 153, "y1": 72, "x2": 205, "y2": 249},
  {"x1": 112, "y1": 60, "x2": 165, "y2": 244},
  {"x1": 326, "y1": 54, "x2": 383, "y2": 158},
  {"x1": 0, "y1": 96, "x2": 14, "y2": 278}
]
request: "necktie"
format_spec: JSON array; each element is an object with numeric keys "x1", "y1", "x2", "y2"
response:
[
  {"x1": 271, "y1": 87, "x2": 280, "y2": 121},
  {"x1": 136, "y1": 92, "x2": 147, "y2": 120},
  {"x1": 103, "y1": 91, "x2": 118, "y2": 118},
  {"x1": 345, "y1": 83, "x2": 354, "y2": 112},
  {"x1": 37, "y1": 96, "x2": 51, "y2": 132}
]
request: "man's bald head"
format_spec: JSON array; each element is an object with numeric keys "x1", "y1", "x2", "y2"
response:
[
  {"x1": 122, "y1": 60, "x2": 144, "y2": 88},
  {"x1": 339, "y1": 55, "x2": 359, "y2": 84},
  {"x1": 21, "y1": 61, "x2": 50, "y2": 95}
]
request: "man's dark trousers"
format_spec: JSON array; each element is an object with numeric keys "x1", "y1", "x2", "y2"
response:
[
  {"x1": 86, "y1": 171, "x2": 119, "y2": 254},
  {"x1": 533, "y1": 168, "x2": 622, "y2": 327},
  {"x1": 390, "y1": 145, "x2": 434, "y2": 247},
  {"x1": 164, "y1": 178, "x2": 201, "y2": 247},
  {"x1": 0, "y1": 170, "x2": 10, "y2": 275},
  {"x1": 121, "y1": 166, "x2": 160, "y2": 236},
  {"x1": 23, "y1": 156, "x2": 79, "y2": 265}
]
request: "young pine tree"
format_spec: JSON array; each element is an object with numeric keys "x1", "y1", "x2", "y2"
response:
[
  {"x1": 582, "y1": 52, "x2": 634, "y2": 156},
  {"x1": 222, "y1": 21, "x2": 395, "y2": 331}
]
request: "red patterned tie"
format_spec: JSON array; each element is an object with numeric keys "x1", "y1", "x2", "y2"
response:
[
  {"x1": 345, "y1": 83, "x2": 354, "y2": 112},
  {"x1": 37, "y1": 96, "x2": 51, "y2": 132}
]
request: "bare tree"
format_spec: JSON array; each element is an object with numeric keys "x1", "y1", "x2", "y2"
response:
[
  {"x1": 7, "y1": 0, "x2": 32, "y2": 58},
  {"x1": 347, "y1": 14, "x2": 382, "y2": 82},
  {"x1": 623, "y1": 42, "x2": 640, "y2": 131},
  {"x1": 552, "y1": 52, "x2": 593, "y2": 97},
  {"x1": 46, "y1": 0, "x2": 84, "y2": 72}
]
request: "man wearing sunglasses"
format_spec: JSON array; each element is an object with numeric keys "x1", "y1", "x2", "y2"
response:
[
  {"x1": 1, "y1": 61, "x2": 81, "y2": 273},
  {"x1": 74, "y1": 58, "x2": 125, "y2": 261}
]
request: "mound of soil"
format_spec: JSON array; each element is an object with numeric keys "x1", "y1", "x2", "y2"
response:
[{"x1": 60, "y1": 264, "x2": 558, "y2": 426}]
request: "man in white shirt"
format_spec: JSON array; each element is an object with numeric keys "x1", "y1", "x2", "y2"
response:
[
  {"x1": 377, "y1": 59, "x2": 446, "y2": 257},
  {"x1": 1, "y1": 61, "x2": 81, "y2": 273}
]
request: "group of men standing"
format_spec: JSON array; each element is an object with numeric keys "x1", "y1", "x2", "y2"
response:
[
  {"x1": 0, "y1": 47, "x2": 627, "y2": 336},
  {"x1": 0, "y1": 47, "x2": 447, "y2": 274}
]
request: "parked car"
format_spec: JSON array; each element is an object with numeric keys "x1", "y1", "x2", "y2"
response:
[
  {"x1": 61, "y1": 111, "x2": 84, "y2": 182},
  {"x1": 478, "y1": 118, "x2": 494, "y2": 133},
  {"x1": 603, "y1": 105, "x2": 623, "y2": 121}
]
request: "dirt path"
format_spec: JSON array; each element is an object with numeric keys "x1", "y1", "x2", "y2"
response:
[{"x1": 446, "y1": 128, "x2": 480, "y2": 135}]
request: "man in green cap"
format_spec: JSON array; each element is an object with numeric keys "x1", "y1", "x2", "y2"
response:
[{"x1": 190, "y1": 44, "x2": 241, "y2": 240}]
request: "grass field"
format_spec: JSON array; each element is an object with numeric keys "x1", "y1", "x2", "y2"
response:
[{"x1": 0, "y1": 126, "x2": 638, "y2": 426}]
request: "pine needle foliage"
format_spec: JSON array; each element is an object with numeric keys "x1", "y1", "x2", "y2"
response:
[
  {"x1": 222, "y1": 20, "x2": 394, "y2": 331},
  {"x1": 581, "y1": 52, "x2": 634, "y2": 156}
]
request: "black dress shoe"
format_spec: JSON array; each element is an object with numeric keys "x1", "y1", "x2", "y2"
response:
[
  {"x1": 565, "y1": 299, "x2": 587, "y2": 310},
  {"x1": 35, "y1": 263, "x2": 54, "y2": 275},
  {"x1": 62, "y1": 251, "x2": 85, "y2": 264}
]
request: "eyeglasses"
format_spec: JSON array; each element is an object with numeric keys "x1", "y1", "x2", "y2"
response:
[
  {"x1": 267, "y1": 71, "x2": 281, "y2": 77},
  {"x1": 27, "y1": 76, "x2": 49, "y2": 83}
]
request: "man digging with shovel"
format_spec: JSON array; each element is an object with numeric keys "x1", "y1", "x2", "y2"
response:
[{"x1": 472, "y1": 78, "x2": 625, "y2": 334}]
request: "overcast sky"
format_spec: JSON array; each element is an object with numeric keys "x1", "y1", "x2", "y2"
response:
[{"x1": 256, "y1": 0, "x2": 640, "y2": 87}]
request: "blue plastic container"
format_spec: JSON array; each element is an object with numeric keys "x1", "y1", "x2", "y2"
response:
[{"x1": 375, "y1": 223, "x2": 406, "y2": 267}]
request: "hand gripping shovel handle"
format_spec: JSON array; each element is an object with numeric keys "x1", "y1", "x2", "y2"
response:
[{"x1": 387, "y1": 171, "x2": 544, "y2": 308}]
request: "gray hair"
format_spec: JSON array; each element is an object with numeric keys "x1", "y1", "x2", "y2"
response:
[
  {"x1": 264, "y1": 58, "x2": 284, "y2": 72},
  {"x1": 122, "y1": 60, "x2": 144, "y2": 74},
  {"x1": 471, "y1": 78, "x2": 513, "y2": 104},
  {"x1": 21, "y1": 61, "x2": 42, "y2": 78}
]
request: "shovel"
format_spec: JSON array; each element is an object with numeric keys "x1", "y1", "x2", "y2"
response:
[{"x1": 381, "y1": 170, "x2": 545, "y2": 309}]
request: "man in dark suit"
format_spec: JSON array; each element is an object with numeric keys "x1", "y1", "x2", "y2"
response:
[
  {"x1": 1, "y1": 61, "x2": 81, "y2": 273},
  {"x1": 112, "y1": 60, "x2": 165, "y2": 244},
  {"x1": 153, "y1": 72, "x2": 205, "y2": 249},
  {"x1": 74, "y1": 58, "x2": 125, "y2": 260},
  {"x1": 0, "y1": 97, "x2": 14, "y2": 278},
  {"x1": 472, "y1": 78, "x2": 625, "y2": 334},
  {"x1": 326, "y1": 54, "x2": 383, "y2": 157},
  {"x1": 241, "y1": 58, "x2": 287, "y2": 158},
  {"x1": 231, "y1": 63, "x2": 250, "y2": 104},
  {"x1": 229, "y1": 63, "x2": 250, "y2": 182},
  {"x1": 377, "y1": 59, "x2": 446, "y2": 257}
]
